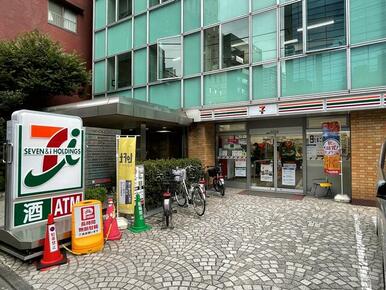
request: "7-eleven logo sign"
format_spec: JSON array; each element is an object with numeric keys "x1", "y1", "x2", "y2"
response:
[{"x1": 19, "y1": 123, "x2": 83, "y2": 196}]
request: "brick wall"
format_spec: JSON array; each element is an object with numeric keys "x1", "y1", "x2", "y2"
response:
[
  {"x1": 187, "y1": 123, "x2": 215, "y2": 168},
  {"x1": 351, "y1": 109, "x2": 386, "y2": 206}
]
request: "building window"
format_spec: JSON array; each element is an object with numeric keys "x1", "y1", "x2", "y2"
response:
[
  {"x1": 158, "y1": 36, "x2": 182, "y2": 80},
  {"x1": 107, "y1": 57, "x2": 115, "y2": 91},
  {"x1": 48, "y1": 1, "x2": 77, "y2": 32},
  {"x1": 108, "y1": 0, "x2": 132, "y2": 24},
  {"x1": 117, "y1": 53, "x2": 132, "y2": 88},
  {"x1": 150, "y1": 0, "x2": 171, "y2": 8},
  {"x1": 306, "y1": 0, "x2": 345, "y2": 51},
  {"x1": 149, "y1": 44, "x2": 158, "y2": 82},
  {"x1": 222, "y1": 18, "x2": 249, "y2": 68},
  {"x1": 204, "y1": 26, "x2": 220, "y2": 72},
  {"x1": 280, "y1": 2, "x2": 303, "y2": 57}
]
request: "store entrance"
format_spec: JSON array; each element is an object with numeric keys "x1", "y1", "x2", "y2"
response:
[{"x1": 250, "y1": 127, "x2": 303, "y2": 193}]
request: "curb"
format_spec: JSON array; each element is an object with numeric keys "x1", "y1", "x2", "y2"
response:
[{"x1": 0, "y1": 264, "x2": 33, "y2": 290}]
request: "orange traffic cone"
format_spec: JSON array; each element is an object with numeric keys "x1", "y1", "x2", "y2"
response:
[
  {"x1": 36, "y1": 214, "x2": 67, "y2": 270},
  {"x1": 104, "y1": 198, "x2": 122, "y2": 241}
]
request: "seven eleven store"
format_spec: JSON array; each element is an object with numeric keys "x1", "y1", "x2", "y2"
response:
[{"x1": 186, "y1": 94, "x2": 386, "y2": 206}]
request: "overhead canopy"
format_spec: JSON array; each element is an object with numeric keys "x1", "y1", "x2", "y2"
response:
[{"x1": 46, "y1": 97, "x2": 192, "y2": 129}]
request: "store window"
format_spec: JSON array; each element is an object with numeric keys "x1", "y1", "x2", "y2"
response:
[
  {"x1": 217, "y1": 125, "x2": 247, "y2": 183},
  {"x1": 117, "y1": 53, "x2": 132, "y2": 88},
  {"x1": 280, "y1": 2, "x2": 303, "y2": 57},
  {"x1": 306, "y1": 0, "x2": 345, "y2": 51},
  {"x1": 306, "y1": 115, "x2": 351, "y2": 196},
  {"x1": 158, "y1": 36, "x2": 182, "y2": 79},
  {"x1": 48, "y1": 1, "x2": 77, "y2": 32},
  {"x1": 222, "y1": 18, "x2": 249, "y2": 68},
  {"x1": 204, "y1": 26, "x2": 220, "y2": 72}
]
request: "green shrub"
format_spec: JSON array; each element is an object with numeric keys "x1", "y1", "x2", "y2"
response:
[
  {"x1": 84, "y1": 186, "x2": 108, "y2": 203},
  {"x1": 142, "y1": 158, "x2": 203, "y2": 210}
]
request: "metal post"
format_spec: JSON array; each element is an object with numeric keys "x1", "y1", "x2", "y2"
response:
[{"x1": 140, "y1": 123, "x2": 147, "y2": 161}]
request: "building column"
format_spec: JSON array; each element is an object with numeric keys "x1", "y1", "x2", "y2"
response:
[
  {"x1": 140, "y1": 123, "x2": 147, "y2": 161},
  {"x1": 351, "y1": 109, "x2": 386, "y2": 206},
  {"x1": 187, "y1": 123, "x2": 215, "y2": 168}
]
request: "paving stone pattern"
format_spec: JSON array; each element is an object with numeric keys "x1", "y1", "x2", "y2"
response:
[{"x1": 0, "y1": 188, "x2": 383, "y2": 289}]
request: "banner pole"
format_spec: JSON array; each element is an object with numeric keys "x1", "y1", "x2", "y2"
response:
[{"x1": 116, "y1": 135, "x2": 120, "y2": 219}]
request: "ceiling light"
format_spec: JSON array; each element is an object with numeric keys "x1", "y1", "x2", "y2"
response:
[
  {"x1": 297, "y1": 20, "x2": 335, "y2": 32},
  {"x1": 156, "y1": 130, "x2": 171, "y2": 133}
]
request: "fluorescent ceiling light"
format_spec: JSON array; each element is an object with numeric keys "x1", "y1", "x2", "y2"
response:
[
  {"x1": 231, "y1": 42, "x2": 247, "y2": 48},
  {"x1": 284, "y1": 39, "x2": 298, "y2": 45},
  {"x1": 156, "y1": 130, "x2": 171, "y2": 133},
  {"x1": 297, "y1": 20, "x2": 335, "y2": 32}
]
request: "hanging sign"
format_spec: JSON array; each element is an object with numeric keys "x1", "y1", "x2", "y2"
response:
[
  {"x1": 322, "y1": 121, "x2": 341, "y2": 175},
  {"x1": 282, "y1": 163, "x2": 296, "y2": 186},
  {"x1": 117, "y1": 136, "x2": 136, "y2": 214},
  {"x1": 261, "y1": 164, "x2": 273, "y2": 182}
]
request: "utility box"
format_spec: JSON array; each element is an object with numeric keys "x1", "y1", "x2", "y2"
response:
[{"x1": 1, "y1": 110, "x2": 84, "y2": 260}]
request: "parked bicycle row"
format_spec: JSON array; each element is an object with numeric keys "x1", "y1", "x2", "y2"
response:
[{"x1": 157, "y1": 165, "x2": 226, "y2": 228}]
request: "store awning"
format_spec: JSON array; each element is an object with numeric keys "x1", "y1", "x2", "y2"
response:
[{"x1": 46, "y1": 97, "x2": 192, "y2": 129}]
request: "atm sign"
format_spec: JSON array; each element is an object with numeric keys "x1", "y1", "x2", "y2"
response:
[{"x1": 52, "y1": 193, "x2": 82, "y2": 218}]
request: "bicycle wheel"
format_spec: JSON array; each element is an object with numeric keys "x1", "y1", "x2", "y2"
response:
[
  {"x1": 192, "y1": 187, "x2": 206, "y2": 216},
  {"x1": 165, "y1": 214, "x2": 170, "y2": 227},
  {"x1": 174, "y1": 183, "x2": 187, "y2": 207},
  {"x1": 213, "y1": 179, "x2": 220, "y2": 192},
  {"x1": 220, "y1": 184, "x2": 225, "y2": 196}
]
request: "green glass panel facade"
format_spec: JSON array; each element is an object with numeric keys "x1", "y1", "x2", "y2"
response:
[
  {"x1": 281, "y1": 51, "x2": 347, "y2": 97},
  {"x1": 108, "y1": 90, "x2": 132, "y2": 99},
  {"x1": 134, "y1": 14, "x2": 147, "y2": 48},
  {"x1": 184, "y1": 78, "x2": 201, "y2": 108},
  {"x1": 183, "y1": 0, "x2": 201, "y2": 32},
  {"x1": 95, "y1": 30, "x2": 106, "y2": 60},
  {"x1": 184, "y1": 33, "x2": 201, "y2": 76},
  {"x1": 351, "y1": 42, "x2": 386, "y2": 89},
  {"x1": 253, "y1": 64, "x2": 277, "y2": 100},
  {"x1": 94, "y1": 61, "x2": 106, "y2": 94},
  {"x1": 252, "y1": 10, "x2": 276, "y2": 63},
  {"x1": 204, "y1": 69, "x2": 249, "y2": 105},
  {"x1": 351, "y1": 0, "x2": 386, "y2": 44},
  {"x1": 134, "y1": 87, "x2": 147, "y2": 101},
  {"x1": 133, "y1": 49, "x2": 147, "y2": 85},
  {"x1": 149, "y1": 1, "x2": 181, "y2": 44},
  {"x1": 149, "y1": 81, "x2": 181, "y2": 109},
  {"x1": 107, "y1": 20, "x2": 132, "y2": 56},
  {"x1": 252, "y1": 0, "x2": 275, "y2": 11},
  {"x1": 134, "y1": 0, "x2": 147, "y2": 14},
  {"x1": 204, "y1": 0, "x2": 249, "y2": 26},
  {"x1": 95, "y1": 0, "x2": 106, "y2": 30}
]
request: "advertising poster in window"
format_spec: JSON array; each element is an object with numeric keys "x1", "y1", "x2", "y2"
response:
[
  {"x1": 322, "y1": 122, "x2": 341, "y2": 175},
  {"x1": 282, "y1": 163, "x2": 296, "y2": 186},
  {"x1": 261, "y1": 164, "x2": 273, "y2": 182}
]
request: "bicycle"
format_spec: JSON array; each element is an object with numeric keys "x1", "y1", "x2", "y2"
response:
[
  {"x1": 156, "y1": 171, "x2": 174, "y2": 229},
  {"x1": 206, "y1": 165, "x2": 225, "y2": 196},
  {"x1": 172, "y1": 166, "x2": 206, "y2": 216}
]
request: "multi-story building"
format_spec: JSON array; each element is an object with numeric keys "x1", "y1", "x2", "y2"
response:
[
  {"x1": 0, "y1": 0, "x2": 93, "y2": 104},
  {"x1": 77, "y1": 0, "x2": 386, "y2": 205}
]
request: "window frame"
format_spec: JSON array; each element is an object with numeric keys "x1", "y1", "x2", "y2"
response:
[
  {"x1": 48, "y1": 0, "x2": 77, "y2": 33},
  {"x1": 106, "y1": 52, "x2": 133, "y2": 92}
]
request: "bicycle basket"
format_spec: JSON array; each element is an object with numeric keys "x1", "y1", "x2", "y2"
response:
[{"x1": 172, "y1": 168, "x2": 186, "y2": 182}]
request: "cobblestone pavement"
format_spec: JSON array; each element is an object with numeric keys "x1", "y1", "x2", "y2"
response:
[{"x1": 0, "y1": 188, "x2": 383, "y2": 290}]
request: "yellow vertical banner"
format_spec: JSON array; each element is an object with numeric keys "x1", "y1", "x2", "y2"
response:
[{"x1": 117, "y1": 136, "x2": 136, "y2": 215}]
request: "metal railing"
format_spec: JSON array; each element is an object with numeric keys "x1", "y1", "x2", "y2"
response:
[{"x1": 48, "y1": 11, "x2": 77, "y2": 33}]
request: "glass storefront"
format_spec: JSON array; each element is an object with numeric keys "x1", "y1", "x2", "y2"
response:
[{"x1": 216, "y1": 115, "x2": 351, "y2": 195}]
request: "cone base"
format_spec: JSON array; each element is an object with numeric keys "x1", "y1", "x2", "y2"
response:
[
  {"x1": 128, "y1": 224, "x2": 151, "y2": 233},
  {"x1": 37, "y1": 252, "x2": 67, "y2": 271},
  {"x1": 106, "y1": 231, "x2": 122, "y2": 241}
]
